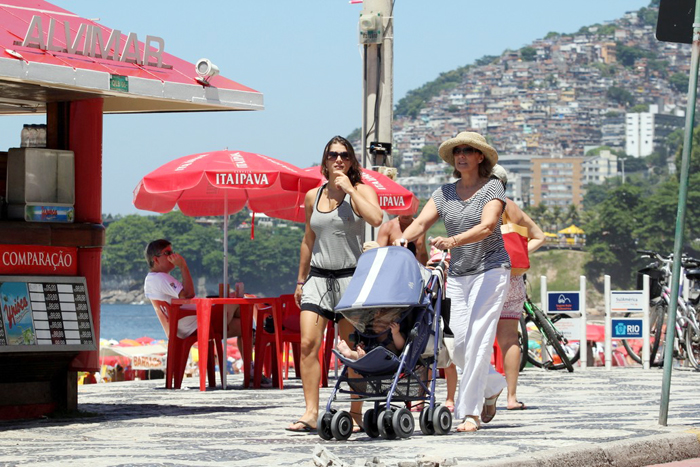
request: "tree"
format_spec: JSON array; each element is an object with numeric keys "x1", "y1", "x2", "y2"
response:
[
  {"x1": 606, "y1": 86, "x2": 635, "y2": 107},
  {"x1": 584, "y1": 185, "x2": 643, "y2": 290},
  {"x1": 634, "y1": 175, "x2": 700, "y2": 256},
  {"x1": 674, "y1": 123, "x2": 700, "y2": 177},
  {"x1": 520, "y1": 47, "x2": 537, "y2": 62},
  {"x1": 630, "y1": 104, "x2": 649, "y2": 113},
  {"x1": 102, "y1": 215, "x2": 164, "y2": 277},
  {"x1": 670, "y1": 73, "x2": 689, "y2": 94},
  {"x1": 421, "y1": 145, "x2": 439, "y2": 164}
]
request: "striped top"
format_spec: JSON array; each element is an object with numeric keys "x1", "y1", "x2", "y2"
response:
[
  {"x1": 432, "y1": 179, "x2": 511, "y2": 277},
  {"x1": 310, "y1": 184, "x2": 365, "y2": 270}
]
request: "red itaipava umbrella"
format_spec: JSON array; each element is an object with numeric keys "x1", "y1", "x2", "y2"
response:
[
  {"x1": 264, "y1": 166, "x2": 419, "y2": 223},
  {"x1": 133, "y1": 150, "x2": 321, "y2": 216}
]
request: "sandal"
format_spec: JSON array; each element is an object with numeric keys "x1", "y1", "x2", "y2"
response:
[
  {"x1": 456, "y1": 416, "x2": 480, "y2": 432},
  {"x1": 480, "y1": 390, "x2": 502, "y2": 424}
]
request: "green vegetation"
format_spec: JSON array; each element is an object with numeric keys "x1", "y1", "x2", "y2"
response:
[
  {"x1": 103, "y1": 211, "x2": 304, "y2": 297},
  {"x1": 670, "y1": 72, "x2": 689, "y2": 94},
  {"x1": 395, "y1": 66, "x2": 470, "y2": 118},
  {"x1": 615, "y1": 42, "x2": 653, "y2": 68},
  {"x1": 606, "y1": 86, "x2": 635, "y2": 107},
  {"x1": 520, "y1": 46, "x2": 537, "y2": 62},
  {"x1": 630, "y1": 104, "x2": 649, "y2": 113}
]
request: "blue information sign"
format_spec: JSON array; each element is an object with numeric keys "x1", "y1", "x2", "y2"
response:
[
  {"x1": 547, "y1": 292, "x2": 580, "y2": 313},
  {"x1": 611, "y1": 318, "x2": 643, "y2": 339}
]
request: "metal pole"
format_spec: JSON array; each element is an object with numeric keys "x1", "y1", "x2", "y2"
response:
[
  {"x1": 360, "y1": 0, "x2": 393, "y2": 242},
  {"x1": 579, "y1": 275, "x2": 587, "y2": 370},
  {"x1": 642, "y1": 274, "x2": 650, "y2": 370},
  {"x1": 659, "y1": 1, "x2": 700, "y2": 426},
  {"x1": 222, "y1": 191, "x2": 228, "y2": 390},
  {"x1": 604, "y1": 275, "x2": 612, "y2": 371}
]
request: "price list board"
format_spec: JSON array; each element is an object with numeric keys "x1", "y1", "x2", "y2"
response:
[{"x1": 0, "y1": 276, "x2": 96, "y2": 353}]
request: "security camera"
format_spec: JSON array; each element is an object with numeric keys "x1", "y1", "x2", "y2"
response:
[{"x1": 195, "y1": 58, "x2": 219, "y2": 85}]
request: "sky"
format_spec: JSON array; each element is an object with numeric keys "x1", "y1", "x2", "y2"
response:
[{"x1": 3, "y1": 0, "x2": 650, "y2": 215}]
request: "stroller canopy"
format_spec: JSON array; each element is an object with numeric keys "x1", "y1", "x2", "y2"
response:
[{"x1": 336, "y1": 246, "x2": 429, "y2": 312}]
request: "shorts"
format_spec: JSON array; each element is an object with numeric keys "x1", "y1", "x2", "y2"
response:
[
  {"x1": 300, "y1": 275, "x2": 353, "y2": 323},
  {"x1": 500, "y1": 274, "x2": 525, "y2": 320}
]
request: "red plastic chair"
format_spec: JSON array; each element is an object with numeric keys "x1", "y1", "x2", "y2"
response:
[
  {"x1": 253, "y1": 294, "x2": 335, "y2": 389},
  {"x1": 253, "y1": 299, "x2": 282, "y2": 389},
  {"x1": 151, "y1": 300, "x2": 224, "y2": 389}
]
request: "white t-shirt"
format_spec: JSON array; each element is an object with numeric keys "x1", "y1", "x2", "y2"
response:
[{"x1": 144, "y1": 272, "x2": 197, "y2": 338}]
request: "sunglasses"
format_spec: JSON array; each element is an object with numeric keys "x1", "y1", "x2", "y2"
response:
[
  {"x1": 155, "y1": 249, "x2": 173, "y2": 257},
  {"x1": 453, "y1": 147, "x2": 480, "y2": 156},
  {"x1": 326, "y1": 151, "x2": 351, "y2": 161}
]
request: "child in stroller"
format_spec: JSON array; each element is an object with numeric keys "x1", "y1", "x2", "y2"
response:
[
  {"x1": 336, "y1": 307, "x2": 406, "y2": 359},
  {"x1": 317, "y1": 246, "x2": 453, "y2": 441}
]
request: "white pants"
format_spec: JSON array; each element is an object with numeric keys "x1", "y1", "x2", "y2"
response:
[{"x1": 448, "y1": 267, "x2": 510, "y2": 420}]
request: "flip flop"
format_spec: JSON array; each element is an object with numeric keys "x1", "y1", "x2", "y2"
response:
[
  {"x1": 409, "y1": 402, "x2": 425, "y2": 413},
  {"x1": 480, "y1": 390, "x2": 501, "y2": 424},
  {"x1": 285, "y1": 420, "x2": 316, "y2": 433},
  {"x1": 507, "y1": 401, "x2": 527, "y2": 410},
  {"x1": 444, "y1": 404, "x2": 455, "y2": 413}
]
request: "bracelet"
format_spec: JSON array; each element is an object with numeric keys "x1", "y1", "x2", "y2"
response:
[
  {"x1": 451, "y1": 236, "x2": 458, "y2": 248},
  {"x1": 296, "y1": 281, "x2": 305, "y2": 285}
]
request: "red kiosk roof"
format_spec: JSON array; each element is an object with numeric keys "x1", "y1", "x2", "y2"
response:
[{"x1": 0, "y1": 0, "x2": 263, "y2": 114}]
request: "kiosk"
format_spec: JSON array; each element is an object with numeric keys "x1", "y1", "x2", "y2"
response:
[{"x1": 0, "y1": 0, "x2": 263, "y2": 418}]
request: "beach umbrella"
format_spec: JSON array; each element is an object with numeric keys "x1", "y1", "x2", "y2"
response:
[
  {"x1": 558, "y1": 225, "x2": 585, "y2": 235},
  {"x1": 135, "y1": 336, "x2": 157, "y2": 345},
  {"x1": 263, "y1": 166, "x2": 419, "y2": 223},
  {"x1": 133, "y1": 149, "x2": 323, "y2": 288}
]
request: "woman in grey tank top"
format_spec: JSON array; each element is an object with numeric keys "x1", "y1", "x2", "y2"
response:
[{"x1": 286, "y1": 136, "x2": 382, "y2": 433}]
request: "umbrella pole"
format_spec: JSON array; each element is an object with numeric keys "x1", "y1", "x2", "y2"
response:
[{"x1": 222, "y1": 191, "x2": 229, "y2": 390}]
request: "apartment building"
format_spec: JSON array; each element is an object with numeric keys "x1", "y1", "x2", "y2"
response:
[{"x1": 531, "y1": 157, "x2": 585, "y2": 207}]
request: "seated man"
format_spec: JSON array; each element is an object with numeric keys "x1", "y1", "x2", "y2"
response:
[{"x1": 143, "y1": 239, "x2": 241, "y2": 339}]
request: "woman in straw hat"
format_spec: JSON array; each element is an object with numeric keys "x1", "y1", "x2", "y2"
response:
[{"x1": 395, "y1": 131, "x2": 511, "y2": 432}]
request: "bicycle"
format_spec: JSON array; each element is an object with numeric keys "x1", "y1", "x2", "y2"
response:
[
  {"x1": 521, "y1": 275, "x2": 579, "y2": 372},
  {"x1": 623, "y1": 250, "x2": 700, "y2": 370}
]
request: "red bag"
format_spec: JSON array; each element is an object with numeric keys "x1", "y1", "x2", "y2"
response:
[{"x1": 501, "y1": 211, "x2": 530, "y2": 275}]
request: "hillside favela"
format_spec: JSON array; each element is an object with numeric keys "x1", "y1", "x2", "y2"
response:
[{"x1": 389, "y1": 5, "x2": 685, "y2": 209}]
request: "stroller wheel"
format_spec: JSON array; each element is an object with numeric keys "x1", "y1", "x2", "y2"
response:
[
  {"x1": 317, "y1": 410, "x2": 334, "y2": 440},
  {"x1": 331, "y1": 411, "x2": 354, "y2": 441},
  {"x1": 377, "y1": 409, "x2": 397, "y2": 440},
  {"x1": 392, "y1": 407, "x2": 415, "y2": 438},
  {"x1": 363, "y1": 409, "x2": 380, "y2": 438},
  {"x1": 419, "y1": 407, "x2": 435, "y2": 435},
  {"x1": 432, "y1": 405, "x2": 453, "y2": 435}
]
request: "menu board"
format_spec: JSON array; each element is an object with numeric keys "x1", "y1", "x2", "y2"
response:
[{"x1": 0, "y1": 276, "x2": 96, "y2": 352}]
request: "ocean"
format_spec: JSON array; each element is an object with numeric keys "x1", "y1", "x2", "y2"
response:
[{"x1": 99, "y1": 304, "x2": 166, "y2": 341}]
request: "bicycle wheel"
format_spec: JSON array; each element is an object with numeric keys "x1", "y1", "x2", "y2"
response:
[
  {"x1": 622, "y1": 301, "x2": 666, "y2": 366},
  {"x1": 684, "y1": 323, "x2": 700, "y2": 370},
  {"x1": 519, "y1": 314, "x2": 528, "y2": 371},
  {"x1": 528, "y1": 305, "x2": 574, "y2": 372}
]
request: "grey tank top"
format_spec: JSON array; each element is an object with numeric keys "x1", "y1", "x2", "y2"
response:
[{"x1": 310, "y1": 184, "x2": 365, "y2": 270}]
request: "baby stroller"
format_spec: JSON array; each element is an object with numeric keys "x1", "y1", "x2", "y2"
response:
[{"x1": 317, "y1": 246, "x2": 452, "y2": 440}]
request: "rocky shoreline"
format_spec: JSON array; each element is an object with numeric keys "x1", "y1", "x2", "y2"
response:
[{"x1": 101, "y1": 289, "x2": 147, "y2": 305}]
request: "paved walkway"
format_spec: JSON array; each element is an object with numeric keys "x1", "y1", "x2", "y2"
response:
[{"x1": 1, "y1": 367, "x2": 699, "y2": 466}]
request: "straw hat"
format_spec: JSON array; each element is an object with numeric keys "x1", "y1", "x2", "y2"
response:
[
  {"x1": 491, "y1": 164, "x2": 508, "y2": 184},
  {"x1": 438, "y1": 132, "x2": 498, "y2": 167}
]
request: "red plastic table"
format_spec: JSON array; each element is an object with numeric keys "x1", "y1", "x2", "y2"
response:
[{"x1": 172, "y1": 296, "x2": 279, "y2": 391}]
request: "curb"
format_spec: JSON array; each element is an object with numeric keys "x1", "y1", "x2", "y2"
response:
[{"x1": 479, "y1": 430, "x2": 700, "y2": 467}]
